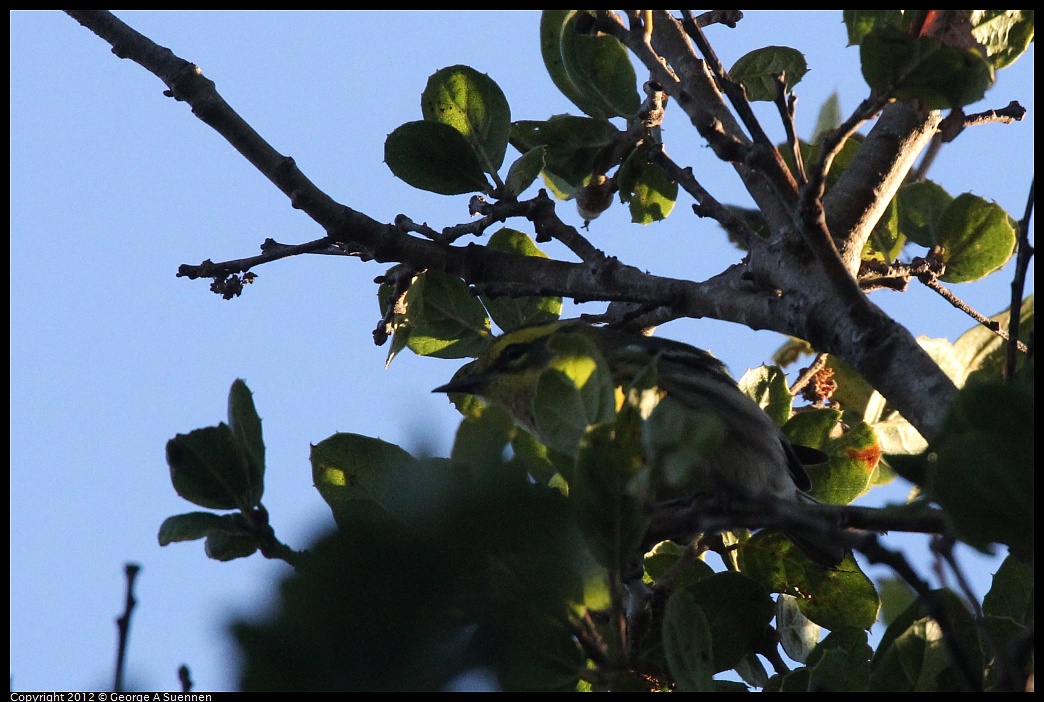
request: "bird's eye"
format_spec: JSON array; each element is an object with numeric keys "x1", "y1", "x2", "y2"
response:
[{"x1": 499, "y1": 343, "x2": 530, "y2": 366}]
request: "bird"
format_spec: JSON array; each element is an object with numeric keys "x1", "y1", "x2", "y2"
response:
[{"x1": 432, "y1": 320, "x2": 843, "y2": 566}]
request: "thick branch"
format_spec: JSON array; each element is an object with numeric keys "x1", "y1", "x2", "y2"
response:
[
  {"x1": 824, "y1": 103, "x2": 943, "y2": 270},
  {"x1": 66, "y1": 11, "x2": 959, "y2": 440},
  {"x1": 601, "y1": 11, "x2": 796, "y2": 233}
]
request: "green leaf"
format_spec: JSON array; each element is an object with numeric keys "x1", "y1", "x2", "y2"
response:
[
  {"x1": 686, "y1": 572, "x2": 776, "y2": 673},
  {"x1": 504, "y1": 146, "x2": 546, "y2": 198},
  {"x1": 810, "y1": 92, "x2": 842, "y2": 145},
  {"x1": 572, "y1": 408, "x2": 649, "y2": 571},
  {"x1": 737, "y1": 365, "x2": 793, "y2": 428},
  {"x1": 492, "y1": 610, "x2": 587, "y2": 691},
  {"x1": 935, "y1": 194, "x2": 1017, "y2": 283},
  {"x1": 662, "y1": 590, "x2": 715, "y2": 691},
  {"x1": 982, "y1": 555, "x2": 1033, "y2": 689},
  {"x1": 166, "y1": 423, "x2": 261, "y2": 511},
  {"x1": 204, "y1": 528, "x2": 261, "y2": 562},
  {"x1": 158, "y1": 511, "x2": 242, "y2": 545},
  {"x1": 730, "y1": 46, "x2": 809, "y2": 101},
  {"x1": 449, "y1": 402, "x2": 516, "y2": 472},
  {"x1": 540, "y1": 11, "x2": 617, "y2": 120},
  {"x1": 740, "y1": 535, "x2": 880, "y2": 631},
  {"x1": 227, "y1": 378, "x2": 265, "y2": 492},
  {"x1": 421, "y1": 65, "x2": 511, "y2": 174},
  {"x1": 843, "y1": 10, "x2": 905, "y2": 46},
  {"x1": 863, "y1": 196, "x2": 904, "y2": 263},
  {"x1": 508, "y1": 428, "x2": 560, "y2": 487},
  {"x1": 643, "y1": 539, "x2": 715, "y2": 588},
  {"x1": 780, "y1": 136, "x2": 862, "y2": 191},
  {"x1": 806, "y1": 628, "x2": 873, "y2": 691},
  {"x1": 860, "y1": 28, "x2": 995, "y2": 109},
  {"x1": 480, "y1": 228, "x2": 562, "y2": 332},
  {"x1": 927, "y1": 376, "x2": 1033, "y2": 554},
  {"x1": 617, "y1": 147, "x2": 677, "y2": 224},
  {"x1": 509, "y1": 115, "x2": 620, "y2": 191},
  {"x1": 643, "y1": 395, "x2": 726, "y2": 498},
  {"x1": 776, "y1": 594, "x2": 820, "y2": 664},
  {"x1": 896, "y1": 180, "x2": 953, "y2": 247},
  {"x1": 869, "y1": 589, "x2": 983, "y2": 691},
  {"x1": 768, "y1": 666, "x2": 812, "y2": 692},
  {"x1": 531, "y1": 331, "x2": 617, "y2": 456},
  {"x1": 385, "y1": 120, "x2": 492, "y2": 195},
  {"x1": 734, "y1": 653, "x2": 770, "y2": 689},
  {"x1": 783, "y1": 407, "x2": 843, "y2": 456},
  {"x1": 403, "y1": 271, "x2": 492, "y2": 359},
  {"x1": 956, "y1": 295, "x2": 1034, "y2": 385},
  {"x1": 969, "y1": 10, "x2": 1035, "y2": 70},
  {"x1": 877, "y1": 576, "x2": 918, "y2": 626},
  {"x1": 558, "y1": 11, "x2": 640, "y2": 119},
  {"x1": 154, "y1": 511, "x2": 257, "y2": 561},
  {"x1": 807, "y1": 420, "x2": 880, "y2": 505},
  {"x1": 310, "y1": 432, "x2": 419, "y2": 530},
  {"x1": 539, "y1": 168, "x2": 579, "y2": 200}
]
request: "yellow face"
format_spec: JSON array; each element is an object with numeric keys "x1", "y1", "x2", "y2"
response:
[{"x1": 433, "y1": 321, "x2": 611, "y2": 443}]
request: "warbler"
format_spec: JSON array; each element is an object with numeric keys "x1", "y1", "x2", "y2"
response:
[{"x1": 433, "y1": 320, "x2": 842, "y2": 566}]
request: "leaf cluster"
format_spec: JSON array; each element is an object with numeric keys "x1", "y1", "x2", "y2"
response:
[{"x1": 75, "y1": 8, "x2": 1032, "y2": 692}]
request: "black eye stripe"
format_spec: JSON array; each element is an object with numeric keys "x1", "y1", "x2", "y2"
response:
[{"x1": 499, "y1": 343, "x2": 530, "y2": 364}]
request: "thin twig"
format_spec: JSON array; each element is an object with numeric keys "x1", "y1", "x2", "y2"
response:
[
  {"x1": 246, "y1": 504, "x2": 309, "y2": 570},
  {"x1": 808, "y1": 95, "x2": 888, "y2": 203},
  {"x1": 679, "y1": 12, "x2": 772, "y2": 154},
  {"x1": 468, "y1": 280, "x2": 561, "y2": 302},
  {"x1": 372, "y1": 265, "x2": 419, "y2": 347},
  {"x1": 693, "y1": 10, "x2": 744, "y2": 29},
  {"x1": 568, "y1": 609, "x2": 613, "y2": 670},
  {"x1": 64, "y1": 10, "x2": 961, "y2": 442},
  {"x1": 114, "y1": 563, "x2": 142, "y2": 693},
  {"x1": 921, "y1": 277, "x2": 1029, "y2": 353},
  {"x1": 524, "y1": 190, "x2": 607, "y2": 263},
  {"x1": 773, "y1": 76, "x2": 806, "y2": 186},
  {"x1": 853, "y1": 533, "x2": 982, "y2": 691},
  {"x1": 1006, "y1": 178, "x2": 1034, "y2": 379},
  {"x1": 795, "y1": 175, "x2": 879, "y2": 321},
  {"x1": 645, "y1": 143, "x2": 761, "y2": 249},
  {"x1": 177, "y1": 236, "x2": 342, "y2": 281},
  {"x1": 178, "y1": 664, "x2": 193, "y2": 693},
  {"x1": 933, "y1": 537, "x2": 1019, "y2": 692},
  {"x1": 393, "y1": 215, "x2": 441, "y2": 241},
  {"x1": 964, "y1": 100, "x2": 1027, "y2": 128},
  {"x1": 645, "y1": 494, "x2": 950, "y2": 555},
  {"x1": 679, "y1": 10, "x2": 799, "y2": 204},
  {"x1": 858, "y1": 256, "x2": 934, "y2": 292},
  {"x1": 793, "y1": 96, "x2": 903, "y2": 323},
  {"x1": 789, "y1": 352, "x2": 829, "y2": 397}
]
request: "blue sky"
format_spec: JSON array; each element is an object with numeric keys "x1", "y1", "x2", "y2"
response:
[{"x1": 10, "y1": 11, "x2": 1034, "y2": 691}]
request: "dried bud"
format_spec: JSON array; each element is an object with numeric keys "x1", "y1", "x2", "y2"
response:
[{"x1": 575, "y1": 174, "x2": 615, "y2": 222}]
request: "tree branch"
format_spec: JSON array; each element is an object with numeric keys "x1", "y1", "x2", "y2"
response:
[
  {"x1": 921, "y1": 276, "x2": 1029, "y2": 354},
  {"x1": 1006, "y1": 177, "x2": 1035, "y2": 380},
  {"x1": 65, "y1": 10, "x2": 959, "y2": 440},
  {"x1": 823, "y1": 102, "x2": 943, "y2": 270},
  {"x1": 600, "y1": 11, "x2": 796, "y2": 233},
  {"x1": 645, "y1": 143, "x2": 762, "y2": 250},
  {"x1": 113, "y1": 562, "x2": 142, "y2": 693}
]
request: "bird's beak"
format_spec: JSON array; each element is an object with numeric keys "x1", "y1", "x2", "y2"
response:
[{"x1": 431, "y1": 374, "x2": 486, "y2": 395}]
